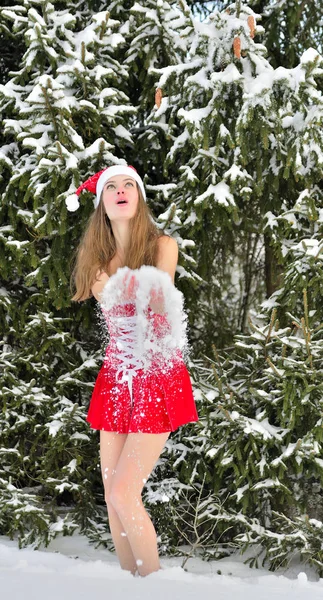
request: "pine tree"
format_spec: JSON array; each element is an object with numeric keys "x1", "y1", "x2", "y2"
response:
[
  {"x1": 0, "y1": 0, "x2": 202, "y2": 552},
  {"x1": 195, "y1": 122, "x2": 323, "y2": 575},
  {"x1": 148, "y1": 1, "x2": 323, "y2": 357},
  {"x1": 189, "y1": 0, "x2": 323, "y2": 67},
  {"x1": 129, "y1": 0, "x2": 323, "y2": 573},
  {"x1": 106, "y1": 0, "x2": 194, "y2": 222},
  {"x1": 202, "y1": 301, "x2": 323, "y2": 571},
  {"x1": 2, "y1": 0, "x2": 322, "y2": 572},
  {"x1": 0, "y1": 0, "x2": 136, "y2": 547},
  {"x1": 248, "y1": 0, "x2": 323, "y2": 69}
]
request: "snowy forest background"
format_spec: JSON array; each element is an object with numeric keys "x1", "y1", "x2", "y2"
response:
[{"x1": 1, "y1": 0, "x2": 323, "y2": 576}]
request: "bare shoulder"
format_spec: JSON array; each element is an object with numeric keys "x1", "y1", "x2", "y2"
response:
[
  {"x1": 156, "y1": 235, "x2": 178, "y2": 283},
  {"x1": 157, "y1": 234, "x2": 178, "y2": 253},
  {"x1": 95, "y1": 268, "x2": 109, "y2": 280}
]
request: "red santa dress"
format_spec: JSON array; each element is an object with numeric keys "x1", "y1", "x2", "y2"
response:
[{"x1": 86, "y1": 266, "x2": 199, "y2": 434}]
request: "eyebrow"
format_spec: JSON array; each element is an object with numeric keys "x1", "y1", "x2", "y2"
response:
[{"x1": 105, "y1": 178, "x2": 134, "y2": 184}]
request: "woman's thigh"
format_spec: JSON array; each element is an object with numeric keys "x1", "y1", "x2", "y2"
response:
[
  {"x1": 99, "y1": 431, "x2": 128, "y2": 500},
  {"x1": 111, "y1": 432, "x2": 170, "y2": 500}
]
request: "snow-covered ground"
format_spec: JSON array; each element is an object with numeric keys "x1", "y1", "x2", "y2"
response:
[{"x1": 1, "y1": 532, "x2": 322, "y2": 599}]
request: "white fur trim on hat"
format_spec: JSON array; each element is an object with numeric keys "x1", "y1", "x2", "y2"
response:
[{"x1": 95, "y1": 165, "x2": 146, "y2": 207}]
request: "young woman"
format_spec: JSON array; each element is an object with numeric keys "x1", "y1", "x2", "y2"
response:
[{"x1": 68, "y1": 164, "x2": 199, "y2": 578}]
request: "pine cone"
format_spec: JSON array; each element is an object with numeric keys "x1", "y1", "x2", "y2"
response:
[
  {"x1": 155, "y1": 87, "x2": 162, "y2": 108},
  {"x1": 233, "y1": 37, "x2": 241, "y2": 59},
  {"x1": 248, "y1": 16, "x2": 255, "y2": 39}
]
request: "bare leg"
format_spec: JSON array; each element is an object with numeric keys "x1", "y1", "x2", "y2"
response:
[
  {"x1": 109, "y1": 432, "x2": 170, "y2": 577},
  {"x1": 99, "y1": 431, "x2": 137, "y2": 575}
]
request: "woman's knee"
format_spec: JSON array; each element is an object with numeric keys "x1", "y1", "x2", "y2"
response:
[
  {"x1": 109, "y1": 481, "x2": 142, "y2": 513},
  {"x1": 104, "y1": 481, "x2": 125, "y2": 508},
  {"x1": 104, "y1": 488, "x2": 113, "y2": 507}
]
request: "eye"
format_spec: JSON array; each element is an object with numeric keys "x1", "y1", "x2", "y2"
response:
[
  {"x1": 106, "y1": 183, "x2": 115, "y2": 190},
  {"x1": 125, "y1": 182, "x2": 134, "y2": 187}
]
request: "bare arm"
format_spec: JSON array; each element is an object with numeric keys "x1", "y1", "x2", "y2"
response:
[
  {"x1": 156, "y1": 235, "x2": 178, "y2": 284},
  {"x1": 91, "y1": 269, "x2": 110, "y2": 301},
  {"x1": 149, "y1": 236, "x2": 179, "y2": 313}
]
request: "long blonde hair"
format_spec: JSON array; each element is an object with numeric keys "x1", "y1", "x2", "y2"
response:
[{"x1": 70, "y1": 185, "x2": 164, "y2": 301}]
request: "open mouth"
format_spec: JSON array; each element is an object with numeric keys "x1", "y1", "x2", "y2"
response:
[{"x1": 117, "y1": 200, "x2": 128, "y2": 205}]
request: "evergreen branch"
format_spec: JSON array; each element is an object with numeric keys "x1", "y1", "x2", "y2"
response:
[
  {"x1": 211, "y1": 343, "x2": 223, "y2": 371},
  {"x1": 211, "y1": 363, "x2": 223, "y2": 395},
  {"x1": 300, "y1": 316, "x2": 313, "y2": 368},
  {"x1": 265, "y1": 357, "x2": 284, "y2": 377},
  {"x1": 40, "y1": 83, "x2": 61, "y2": 141},
  {"x1": 265, "y1": 308, "x2": 278, "y2": 347},
  {"x1": 217, "y1": 404, "x2": 233, "y2": 421},
  {"x1": 303, "y1": 288, "x2": 310, "y2": 331}
]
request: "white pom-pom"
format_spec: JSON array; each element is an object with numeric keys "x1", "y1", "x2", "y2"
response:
[{"x1": 65, "y1": 194, "x2": 80, "y2": 212}]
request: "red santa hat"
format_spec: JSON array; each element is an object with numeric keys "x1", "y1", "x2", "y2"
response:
[{"x1": 65, "y1": 165, "x2": 146, "y2": 212}]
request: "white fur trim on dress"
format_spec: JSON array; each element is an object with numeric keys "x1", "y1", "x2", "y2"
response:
[{"x1": 99, "y1": 265, "x2": 189, "y2": 370}]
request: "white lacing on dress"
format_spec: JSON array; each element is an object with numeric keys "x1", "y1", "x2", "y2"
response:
[{"x1": 110, "y1": 314, "x2": 145, "y2": 408}]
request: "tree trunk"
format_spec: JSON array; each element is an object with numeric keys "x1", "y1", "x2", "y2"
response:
[{"x1": 264, "y1": 234, "x2": 284, "y2": 298}]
